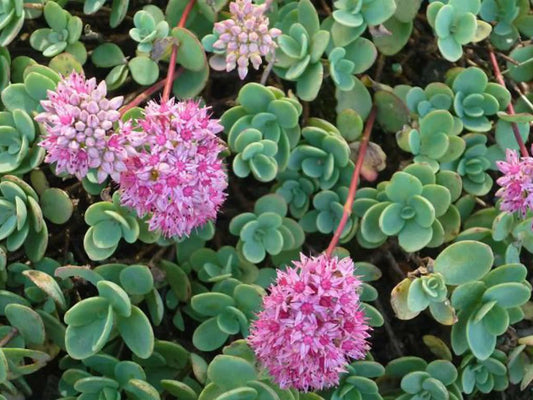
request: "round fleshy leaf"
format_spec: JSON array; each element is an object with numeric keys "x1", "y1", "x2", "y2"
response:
[
  {"x1": 5, "y1": 303, "x2": 45, "y2": 345},
  {"x1": 434, "y1": 241, "x2": 493, "y2": 285},
  {"x1": 119, "y1": 265, "x2": 153, "y2": 296},
  {"x1": 116, "y1": 305, "x2": 154, "y2": 359},
  {"x1": 128, "y1": 56, "x2": 159, "y2": 85},
  {"x1": 40, "y1": 188, "x2": 73, "y2": 224}
]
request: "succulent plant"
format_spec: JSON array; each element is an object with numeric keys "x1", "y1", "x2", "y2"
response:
[
  {"x1": 0, "y1": 109, "x2": 45, "y2": 175},
  {"x1": 0, "y1": 0, "x2": 24, "y2": 46},
  {"x1": 288, "y1": 120, "x2": 351, "y2": 190},
  {"x1": 450, "y1": 67, "x2": 511, "y2": 132},
  {"x1": 427, "y1": 0, "x2": 492, "y2": 62},
  {"x1": 479, "y1": 0, "x2": 527, "y2": 50},
  {"x1": 360, "y1": 165, "x2": 452, "y2": 252},
  {"x1": 1, "y1": 64, "x2": 60, "y2": 115},
  {"x1": 299, "y1": 186, "x2": 358, "y2": 242},
  {"x1": 0, "y1": 47, "x2": 9, "y2": 91},
  {"x1": 451, "y1": 262, "x2": 531, "y2": 360},
  {"x1": 29, "y1": 1, "x2": 85, "y2": 62},
  {"x1": 406, "y1": 83, "x2": 455, "y2": 117},
  {"x1": 273, "y1": 0, "x2": 330, "y2": 101},
  {"x1": 64, "y1": 270, "x2": 154, "y2": 360},
  {"x1": 384, "y1": 357, "x2": 463, "y2": 400},
  {"x1": 459, "y1": 350, "x2": 508, "y2": 394},
  {"x1": 60, "y1": 357, "x2": 160, "y2": 399},
  {"x1": 223, "y1": 83, "x2": 302, "y2": 176},
  {"x1": 229, "y1": 194, "x2": 304, "y2": 263},
  {"x1": 331, "y1": 360, "x2": 384, "y2": 400},
  {"x1": 84, "y1": 192, "x2": 146, "y2": 261},
  {"x1": 441, "y1": 133, "x2": 492, "y2": 196},
  {"x1": 327, "y1": 38, "x2": 377, "y2": 91},
  {"x1": 396, "y1": 110, "x2": 465, "y2": 171},
  {"x1": 331, "y1": 0, "x2": 396, "y2": 46},
  {"x1": 190, "y1": 281, "x2": 264, "y2": 351},
  {"x1": 129, "y1": 6, "x2": 169, "y2": 54},
  {"x1": 189, "y1": 246, "x2": 259, "y2": 284},
  {"x1": 0, "y1": 175, "x2": 48, "y2": 262},
  {"x1": 274, "y1": 171, "x2": 318, "y2": 219}
]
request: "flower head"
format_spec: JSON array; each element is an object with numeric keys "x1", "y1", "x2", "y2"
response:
[
  {"x1": 209, "y1": 0, "x2": 280, "y2": 79},
  {"x1": 35, "y1": 72, "x2": 127, "y2": 182},
  {"x1": 247, "y1": 253, "x2": 371, "y2": 392},
  {"x1": 496, "y1": 149, "x2": 533, "y2": 217},
  {"x1": 118, "y1": 98, "x2": 227, "y2": 238}
]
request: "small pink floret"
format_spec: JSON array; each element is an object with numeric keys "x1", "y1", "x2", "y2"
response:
[
  {"x1": 496, "y1": 149, "x2": 533, "y2": 218},
  {"x1": 247, "y1": 253, "x2": 371, "y2": 392},
  {"x1": 117, "y1": 98, "x2": 228, "y2": 238},
  {"x1": 210, "y1": 0, "x2": 280, "y2": 79},
  {"x1": 35, "y1": 72, "x2": 127, "y2": 182}
]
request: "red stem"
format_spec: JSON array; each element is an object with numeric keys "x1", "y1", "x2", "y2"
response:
[
  {"x1": 325, "y1": 106, "x2": 377, "y2": 258},
  {"x1": 119, "y1": 69, "x2": 182, "y2": 116},
  {"x1": 162, "y1": 0, "x2": 197, "y2": 102},
  {"x1": 488, "y1": 50, "x2": 529, "y2": 158}
]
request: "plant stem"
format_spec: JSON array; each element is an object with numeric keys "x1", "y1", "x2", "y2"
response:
[
  {"x1": 0, "y1": 328, "x2": 17, "y2": 347},
  {"x1": 325, "y1": 106, "x2": 377, "y2": 257},
  {"x1": 162, "y1": 0, "x2": 196, "y2": 102},
  {"x1": 119, "y1": 70, "x2": 182, "y2": 116},
  {"x1": 488, "y1": 49, "x2": 529, "y2": 158}
]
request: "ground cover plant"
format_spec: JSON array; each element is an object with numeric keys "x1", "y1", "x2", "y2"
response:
[{"x1": 0, "y1": 0, "x2": 532, "y2": 398}]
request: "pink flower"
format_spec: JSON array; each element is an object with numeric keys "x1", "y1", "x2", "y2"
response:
[
  {"x1": 496, "y1": 149, "x2": 533, "y2": 217},
  {"x1": 117, "y1": 98, "x2": 228, "y2": 238},
  {"x1": 247, "y1": 253, "x2": 371, "y2": 392},
  {"x1": 209, "y1": 0, "x2": 280, "y2": 79},
  {"x1": 35, "y1": 72, "x2": 127, "y2": 182}
]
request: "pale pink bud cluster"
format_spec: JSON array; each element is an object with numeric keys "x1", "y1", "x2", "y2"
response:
[
  {"x1": 35, "y1": 73, "x2": 129, "y2": 182},
  {"x1": 118, "y1": 99, "x2": 228, "y2": 238},
  {"x1": 248, "y1": 253, "x2": 371, "y2": 392},
  {"x1": 496, "y1": 149, "x2": 533, "y2": 217},
  {"x1": 210, "y1": 0, "x2": 281, "y2": 79}
]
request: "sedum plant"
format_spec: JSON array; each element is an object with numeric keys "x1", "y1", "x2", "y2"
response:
[
  {"x1": 273, "y1": 0, "x2": 330, "y2": 101},
  {"x1": 427, "y1": 0, "x2": 491, "y2": 62},
  {"x1": 29, "y1": 1, "x2": 84, "y2": 62},
  {"x1": 0, "y1": 0, "x2": 532, "y2": 398},
  {"x1": 229, "y1": 194, "x2": 304, "y2": 263}
]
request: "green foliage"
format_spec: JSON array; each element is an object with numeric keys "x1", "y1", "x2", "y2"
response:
[
  {"x1": 229, "y1": 194, "x2": 304, "y2": 263},
  {"x1": 273, "y1": 0, "x2": 329, "y2": 101},
  {"x1": 223, "y1": 83, "x2": 302, "y2": 180},
  {"x1": 459, "y1": 350, "x2": 508, "y2": 394},
  {"x1": 396, "y1": 110, "x2": 464, "y2": 171},
  {"x1": 0, "y1": 109, "x2": 45, "y2": 175},
  {"x1": 451, "y1": 262, "x2": 531, "y2": 360},
  {"x1": 406, "y1": 83, "x2": 455, "y2": 117},
  {"x1": 289, "y1": 119, "x2": 351, "y2": 190},
  {"x1": 359, "y1": 165, "x2": 454, "y2": 252},
  {"x1": 299, "y1": 186, "x2": 358, "y2": 242},
  {"x1": 384, "y1": 357, "x2": 462, "y2": 400},
  {"x1": 129, "y1": 6, "x2": 169, "y2": 54},
  {"x1": 449, "y1": 67, "x2": 510, "y2": 132},
  {"x1": 331, "y1": 0, "x2": 396, "y2": 46},
  {"x1": 441, "y1": 133, "x2": 493, "y2": 196},
  {"x1": 191, "y1": 281, "x2": 264, "y2": 351},
  {"x1": 0, "y1": 47, "x2": 9, "y2": 92},
  {"x1": 84, "y1": 192, "x2": 157, "y2": 261},
  {"x1": 29, "y1": 1, "x2": 85, "y2": 63},
  {"x1": 1, "y1": 63, "x2": 60, "y2": 114},
  {"x1": 331, "y1": 360, "x2": 385, "y2": 400},
  {"x1": 0, "y1": 0, "x2": 23, "y2": 46},
  {"x1": 427, "y1": 0, "x2": 491, "y2": 62}
]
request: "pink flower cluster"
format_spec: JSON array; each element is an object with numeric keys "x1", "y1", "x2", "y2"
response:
[
  {"x1": 247, "y1": 253, "x2": 371, "y2": 392},
  {"x1": 35, "y1": 72, "x2": 128, "y2": 182},
  {"x1": 118, "y1": 99, "x2": 228, "y2": 238},
  {"x1": 210, "y1": 0, "x2": 280, "y2": 79},
  {"x1": 496, "y1": 149, "x2": 533, "y2": 217}
]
